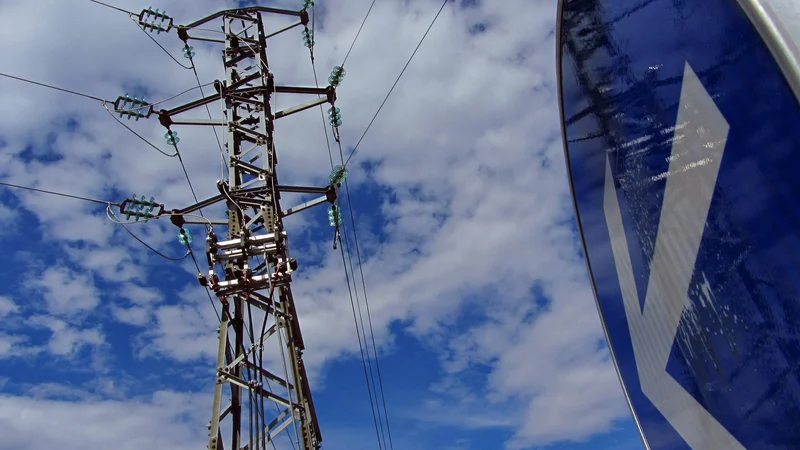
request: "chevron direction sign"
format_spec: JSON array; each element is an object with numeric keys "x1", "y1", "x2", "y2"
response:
[{"x1": 557, "y1": 0, "x2": 800, "y2": 448}]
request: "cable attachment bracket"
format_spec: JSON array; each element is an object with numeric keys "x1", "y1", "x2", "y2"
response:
[
  {"x1": 113, "y1": 94, "x2": 154, "y2": 121},
  {"x1": 119, "y1": 195, "x2": 164, "y2": 222},
  {"x1": 302, "y1": 26, "x2": 313, "y2": 48},
  {"x1": 138, "y1": 7, "x2": 174, "y2": 34},
  {"x1": 329, "y1": 165, "x2": 348, "y2": 187},
  {"x1": 328, "y1": 106, "x2": 342, "y2": 142},
  {"x1": 328, "y1": 66, "x2": 345, "y2": 87},
  {"x1": 333, "y1": 227, "x2": 340, "y2": 250}
]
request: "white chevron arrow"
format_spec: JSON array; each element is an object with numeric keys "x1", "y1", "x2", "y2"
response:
[{"x1": 603, "y1": 62, "x2": 745, "y2": 450}]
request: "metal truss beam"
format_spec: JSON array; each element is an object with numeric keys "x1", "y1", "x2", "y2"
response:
[{"x1": 159, "y1": 8, "x2": 337, "y2": 450}]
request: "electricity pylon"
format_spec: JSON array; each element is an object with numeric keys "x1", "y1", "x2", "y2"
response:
[{"x1": 117, "y1": 5, "x2": 348, "y2": 449}]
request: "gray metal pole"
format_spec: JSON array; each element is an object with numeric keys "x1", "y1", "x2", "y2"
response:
[
  {"x1": 199, "y1": 9, "x2": 324, "y2": 450},
  {"x1": 126, "y1": 6, "x2": 337, "y2": 448}
]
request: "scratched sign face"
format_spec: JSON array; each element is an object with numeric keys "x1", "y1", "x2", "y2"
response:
[{"x1": 557, "y1": 0, "x2": 800, "y2": 449}]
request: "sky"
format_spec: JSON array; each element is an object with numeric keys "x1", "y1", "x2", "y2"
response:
[{"x1": 0, "y1": 0, "x2": 643, "y2": 449}]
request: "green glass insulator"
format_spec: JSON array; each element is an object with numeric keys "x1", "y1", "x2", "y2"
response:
[
  {"x1": 329, "y1": 165, "x2": 348, "y2": 184},
  {"x1": 165, "y1": 130, "x2": 180, "y2": 145},
  {"x1": 144, "y1": 197, "x2": 156, "y2": 213},
  {"x1": 327, "y1": 206, "x2": 342, "y2": 226},
  {"x1": 330, "y1": 66, "x2": 346, "y2": 78},
  {"x1": 178, "y1": 228, "x2": 192, "y2": 245}
]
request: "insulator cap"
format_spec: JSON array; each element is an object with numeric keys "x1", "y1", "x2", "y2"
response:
[
  {"x1": 138, "y1": 7, "x2": 174, "y2": 34},
  {"x1": 114, "y1": 94, "x2": 152, "y2": 120},
  {"x1": 178, "y1": 228, "x2": 193, "y2": 245},
  {"x1": 122, "y1": 194, "x2": 160, "y2": 222},
  {"x1": 327, "y1": 205, "x2": 343, "y2": 227},
  {"x1": 302, "y1": 28, "x2": 313, "y2": 47},
  {"x1": 329, "y1": 165, "x2": 348, "y2": 185},
  {"x1": 165, "y1": 130, "x2": 180, "y2": 145},
  {"x1": 329, "y1": 66, "x2": 346, "y2": 87},
  {"x1": 328, "y1": 106, "x2": 342, "y2": 127}
]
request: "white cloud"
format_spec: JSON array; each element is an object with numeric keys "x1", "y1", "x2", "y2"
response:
[
  {"x1": 117, "y1": 282, "x2": 164, "y2": 307},
  {"x1": 0, "y1": 389, "x2": 208, "y2": 450},
  {"x1": 63, "y1": 245, "x2": 147, "y2": 284},
  {"x1": 30, "y1": 267, "x2": 100, "y2": 317},
  {"x1": 139, "y1": 285, "x2": 218, "y2": 362},
  {"x1": 0, "y1": 296, "x2": 18, "y2": 317},
  {"x1": 24, "y1": 382, "x2": 96, "y2": 402},
  {"x1": 28, "y1": 316, "x2": 104, "y2": 357},
  {"x1": 0, "y1": 333, "x2": 26, "y2": 359},
  {"x1": 0, "y1": 204, "x2": 14, "y2": 229},
  {"x1": 111, "y1": 305, "x2": 151, "y2": 326}
]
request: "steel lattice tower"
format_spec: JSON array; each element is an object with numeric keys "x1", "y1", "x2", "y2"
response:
[{"x1": 123, "y1": 5, "x2": 344, "y2": 450}]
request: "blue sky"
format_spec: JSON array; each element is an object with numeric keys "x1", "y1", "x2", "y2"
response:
[{"x1": 0, "y1": 0, "x2": 641, "y2": 449}]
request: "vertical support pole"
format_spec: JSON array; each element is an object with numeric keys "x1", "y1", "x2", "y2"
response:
[
  {"x1": 209, "y1": 312, "x2": 229, "y2": 450},
  {"x1": 199, "y1": 9, "x2": 322, "y2": 450},
  {"x1": 224, "y1": 19, "x2": 243, "y2": 450}
]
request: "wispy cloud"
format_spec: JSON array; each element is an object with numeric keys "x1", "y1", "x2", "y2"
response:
[
  {"x1": 0, "y1": 296, "x2": 18, "y2": 317},
  {"x1": 0, "y1": 388, "x2": 209, "y2": 450},
  {"x1": 28, "y1": 315, "x2": 104, "y2": 357},
  {"x1": 30, "y1": 266, "x2": 100, "y2": 317}
]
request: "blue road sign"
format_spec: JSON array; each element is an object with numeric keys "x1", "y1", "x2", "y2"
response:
[{"x1": 557, "y1": 0, "x2": 800, "y2": 449}]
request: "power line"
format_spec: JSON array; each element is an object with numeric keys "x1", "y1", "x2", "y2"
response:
[
  {"x1": 340, "y1": 172, "x2": 395, "y2": 450},
  {"x1": 102, "y1": 103, "x2": 178, "y2": 157},
  {"x1": 332, "y1": 126, "x2": 389, "y2": 449},
  {"x1": 311, "y1": 59, "x2": 335, "y2": 169},
  {"x1": 0, "y1": 181, "x2": 119, "y2": 206},
  {"x1": 0, "y1": 72, "x2": 106, "y2": 103},
  {"x1": 335, "y1": 134, "x2": 394, "y2": 448},
  {"x1": 172, "y1": 141, "x2": 206, "y2": 220},
  {"x1": 187, "y1": 55, "x2": 228, "y2": 180},
  {"x1": 128, "y1": 15, "x2": 194, "y2": 69},
  {"x1": 310, "y1": 30, "x2": 391, "y2": 448},
  {"x1": 92, "y1": 0, "x2": 193, "y2": 69},
  {"x1": 106, "y1": 206, "x2": 190, "y2": 261},
  {"x1": 151, "y1": 82, "x2": 215, "y2": 107},
  {"x1": 343, "y1": 0, "x2": 449, "y2": 168},
  {"x1": 186, "y1": 245, "x2": 222, "y2": 327},
  {"x1": 0, "y1": 179, "x2": 193, "y2": 278},
  {"x1": 312, "y1": 37, "x2": 390, "y2": 449},
  {"x1": 310, "y1": 3, "x2": 395, "y2": 444},
  {"x1": 87, "y1": 0, "x2": 134, "y2": 15},
  {"x1": 341, "y1": 0, "x2": 379, "y2": 68},
  {"x1": 0, "y1": 71, "x2": 203, "y2": 160},
  {"x1": 339, "y1": 215, "x2": 388, "y2": 449},
  {"x1": 337, "y1": 228, "x2": 384, "y2": 450},
  {"x1": 108, "y1": 208, "x2": 219, "y2": 325}
]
